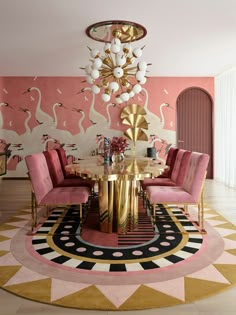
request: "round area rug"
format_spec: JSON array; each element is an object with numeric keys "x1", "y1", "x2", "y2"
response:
[{"x1": 0, "y1": 204, "x2": 236, "y2": 311}]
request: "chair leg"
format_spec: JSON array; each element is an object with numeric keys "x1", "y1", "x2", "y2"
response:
[
  {"x1": 31, "y1": 192, "x2": 37, "y2": 231},
  {"x1": 198, "y1": 191, "x2": 205, "y2": 233},
  {"x1": 144, "y1": 190, "x2": 148, "y2": 209},
  {"x1": 198, "y1": 202, "x2": 201, "y2": 227},
  {"x1": 184, "y1": 204, "x2": 189, "y2": 215},
  {"x1": 46, "y1": 206, "x2": 50, "y2": 218},
  {"x1": 79, "y1": 203, "x2": 83, "y2": 224},
  {"x1": 152, "y1": 203, "x2": 156, "y2": 223},
  {"x1": 142, "y1": 189, "x2": 146, "y2": 207}
]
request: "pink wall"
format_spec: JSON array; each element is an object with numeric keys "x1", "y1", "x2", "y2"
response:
[{"x1": 0, "y1": 76, "x2": 214, "y2": 177}]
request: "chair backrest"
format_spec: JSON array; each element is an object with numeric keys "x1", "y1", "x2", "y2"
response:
[
  {"x1": 160, "y1": 147, "x2": 179, "y2": 177},
  {"x1": 25, "y1": 153, "x2": 53, "y2": 204},
  {"x1": 56, "y1": 147, "x2": 68, "y2": 177},
  {"x1": 43, "y1": 149, "x2": 65, "y2": 186},
  {"x1": 171, "y1": 149, "x2": 191, "y2": 185},
  {"x1": 166, "y1": 147, "x2": 178, "y2": 166},
  {"x1": 183, "y1": 152, "x2": 210, "y2": 201}
]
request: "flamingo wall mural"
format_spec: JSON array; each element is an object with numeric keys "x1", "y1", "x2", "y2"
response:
[
  {"x1": 0, "y1": 76, "x2": 214, "y2": 177},
  {"x1": 148, "y1": 134, "x2": 172, "y2": 163}
]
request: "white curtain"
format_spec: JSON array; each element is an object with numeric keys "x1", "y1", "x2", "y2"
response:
[{"x1": 215, "y1": 67, "x2": 236, "y2": 188}]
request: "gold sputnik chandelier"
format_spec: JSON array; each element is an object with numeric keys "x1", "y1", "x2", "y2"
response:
[{"x1": 82, "y1": 20, "x2": 150, "y2": 104}]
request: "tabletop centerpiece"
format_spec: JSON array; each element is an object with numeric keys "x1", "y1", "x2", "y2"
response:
[{"x1": 110, "y1": 136, "x2": 129, "y2": 163}]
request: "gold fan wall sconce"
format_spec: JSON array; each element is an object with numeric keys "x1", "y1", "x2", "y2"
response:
[{"x1": 120, "y1": 103, "x2": 148, "y2": 155}]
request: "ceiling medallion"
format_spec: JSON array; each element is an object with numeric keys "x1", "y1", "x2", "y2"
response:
[{"x1": 86, "y1": 20, "x2": 147, "y2": 43}]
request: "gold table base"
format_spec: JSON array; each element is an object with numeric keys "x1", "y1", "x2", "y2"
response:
[{"x1": 99, "y1": 178, "x2": 139, "y2": 234}]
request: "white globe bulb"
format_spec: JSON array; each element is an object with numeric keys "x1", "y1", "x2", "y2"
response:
[
  {"x1": 129, "y1": 90, "x2": 135, "y2": 98},
  {"x1": 86, "y1": 75, "x2": 94, "y2": 84},
  {"x1": 120, "y1": 92, "x2": 130, "y2": 102},
  {"x1": 90, "y1": 49, "x2": 99, "y2": 58},
  {"x1": 113, "y1": 67, "x2": 124, "y2": 79},
  {"x1": 116, "y1": 54, "x2": 126, "y2": 66},
  {"x1": 91, "y1": 85, "x2": 100, "y2": 94},
  {"x1": 109, "y1": 81, "x2": 119, "y2": 92},
  {"x1": 115, "y1": 95, "x2": 123, "y2": 104},
  {"x1": 133, "y1": 48, "x2": 143, "y2": 58},
  {"x1": 85, "y1": 64, "x2": 92, "y2": 74},
  {"x1": 111, "y1": 38, "x2": 121, "y2": 54},
  {"x1": 138, "y1": 61, "x2": 147, "y2": 71},
  {"x1": 139, "y1": 77, "x2": 147, "y2": 85},
  {"x1": 111, "y1": 44, "x2": 121, "y2": 54},
  {"x1": 93, "y1": 58, "x2": 103, "y2": 69},
  {"x1": 101, "y1": 93, "x2": 111, "y2": 102},
  {"x1": 111, "y1": 38, "x2": 121, "y2": 46},
  {"x1": 133, "y1": 84, "x2": 142, "y2": 94},
  {"x1": 136, "y1": 70, "x2": 145, "y2": 82},
  {"x1": 90, "y1": 69, "x2": 100, "y2": 80}
]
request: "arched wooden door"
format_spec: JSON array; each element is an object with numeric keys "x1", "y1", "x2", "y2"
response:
[{"x1": 176, "y1": 87, "x2": 213, "y2": 179}]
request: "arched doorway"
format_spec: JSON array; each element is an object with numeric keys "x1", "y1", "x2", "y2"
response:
[{"x1": 176, "y1": 87, "x2": 213, "y2": 179}]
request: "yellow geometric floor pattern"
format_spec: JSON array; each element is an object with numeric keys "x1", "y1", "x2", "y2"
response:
[{"x1": 0, "y1": 206, "x2": 236, "y2": 310}]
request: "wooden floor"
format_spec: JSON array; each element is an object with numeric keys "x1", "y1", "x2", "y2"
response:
[{"x1": 0, "y1": 178, "x2": 236, "y2": 314}]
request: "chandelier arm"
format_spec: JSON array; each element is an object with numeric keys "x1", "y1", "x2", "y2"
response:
[
  {"x1": 101, "y1": 73, "x2": 114, "y2": 80},
  {"x1": 125, "y1": 66, "x2": 139, "y2": 71},
  {"x1": 101, "y1": 71, "x2": 113, "y2": 78},
  {"x1": 101, "y1": 66, "x2": 113, "y2": 72},
  {"x1": 102, "y1": 60, "x2": 113, "y2": 69},
  {"x1": 107, "y1": 53, "x2": 115, "y2": 67}
]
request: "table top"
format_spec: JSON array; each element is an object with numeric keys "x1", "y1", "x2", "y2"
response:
[{"x1": 65, "y1": 155, "x2": 168, "y2": 181}]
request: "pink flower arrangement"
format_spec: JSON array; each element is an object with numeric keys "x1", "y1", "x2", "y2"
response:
[{"x1": 110, "y1": 136, "x2": 129, "y2": 154}]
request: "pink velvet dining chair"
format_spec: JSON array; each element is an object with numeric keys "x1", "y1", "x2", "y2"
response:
[
  {"x1": 146, "y1": 152, "x2": 210, "y2": 232},
  {"x1": 25, "y1": 152, "x2": 90, "y2": 232},
  {"x1": 140, "y1": 147, "x2": 179, "y2": 202},
  {"x1": 43, "y1": 149, "x2": 94, "y2": 190},
  {"x1": 142, "y1": 149, "x2": 191, "y2": 190},
  {"x1": 141, "y1": 149, "x2": 191, "y2": 208},
  {"x1": 56, "y1": 147, "x2": 95, "y2": 192}
]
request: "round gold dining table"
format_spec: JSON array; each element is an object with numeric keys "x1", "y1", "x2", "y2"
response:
[{"x1": 65, "y1": 155, "x2": 167, "y2": 234}]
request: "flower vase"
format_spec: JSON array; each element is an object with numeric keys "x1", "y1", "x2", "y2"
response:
[{"x1": 112, "y1": 152, "x2": 124, "y2": 163}]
